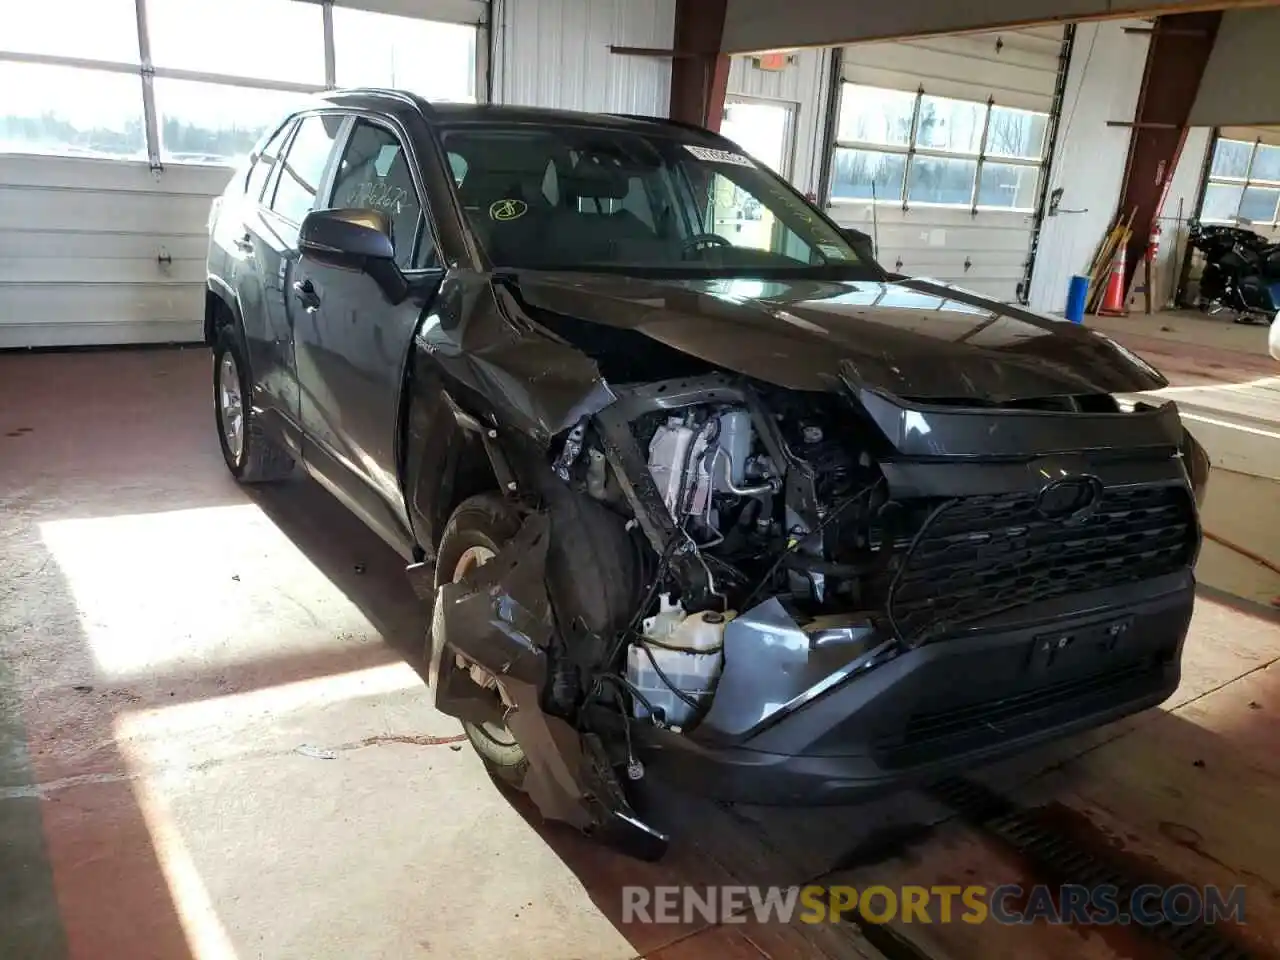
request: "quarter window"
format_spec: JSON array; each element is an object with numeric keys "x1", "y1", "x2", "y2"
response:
[
  {"x1": 269, "y1": 114, "x2": 342, "y2": 226},
  {"x1": 329, "y1": 120, "x2": 433, "y2": 270}
]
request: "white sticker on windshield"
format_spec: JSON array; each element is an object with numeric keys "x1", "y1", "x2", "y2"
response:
[
  {"x1": 817, "y1": 243, "x2": 850, "y2": 261},
  {"x1": 683, "y1": 144, "x2": 755, "y2": 167}
]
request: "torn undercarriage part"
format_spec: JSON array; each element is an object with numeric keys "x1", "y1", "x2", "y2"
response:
[{"x1": 428, "y1": 510, "x2": 669, "y2": 860}]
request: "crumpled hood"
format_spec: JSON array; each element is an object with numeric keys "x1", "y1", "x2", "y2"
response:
[{"x1": 510, "y1": 271, "x2": 1168, "y2": 402}]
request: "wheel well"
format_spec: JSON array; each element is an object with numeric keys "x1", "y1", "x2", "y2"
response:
[
  {"x1": 435, "y1": 432, "x2": 501, "y2": 550},
  {"x1": 205, "y1": 290, "x2": 236, "y2": 345}
]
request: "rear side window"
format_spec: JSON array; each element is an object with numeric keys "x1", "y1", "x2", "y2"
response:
[
  {"x1": 269, "y1": 113, "x2": 343, "y2": 225},
  {"x1": 245, "y1": 120, "x2": 294, "y2": 202},
  {"x1": 329, "y1": 119, "x2": 433, "y2": 270}
]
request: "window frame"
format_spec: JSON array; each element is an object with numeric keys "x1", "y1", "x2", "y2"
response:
[
  {"x1": 324, "y1": 111, "x2": 443, "y2": 273},
  {"x1": 265, "y1": 110, "x2": 347, "y2": 228},
  {"x1": 1199, "y1": 133, "x2": 1280, "y2": 228},
  {"x1": 0, "y1": 0, "x2": 487, "y2": 169},
  {"x1": 828, "y1": 82, "x2": 1048, "y2": 213}
]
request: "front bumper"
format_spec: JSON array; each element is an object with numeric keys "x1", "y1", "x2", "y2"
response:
[{"x1": 638, "y1": 572, "x2": 1194, "y2": 805}]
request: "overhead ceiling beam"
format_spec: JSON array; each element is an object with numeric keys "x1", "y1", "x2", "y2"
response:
[{"x1": 720, "y1": 0, "x2": 1270, "y2": 54}]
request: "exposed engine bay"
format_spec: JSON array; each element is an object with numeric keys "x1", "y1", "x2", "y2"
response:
[{"x1": 426, "y1": 367, "x2": 1207, "y2": 860}]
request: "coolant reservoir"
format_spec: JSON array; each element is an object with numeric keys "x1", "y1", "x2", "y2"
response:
[{"x1": 628, "y1": 597, "x2": 736, "y2": 728}]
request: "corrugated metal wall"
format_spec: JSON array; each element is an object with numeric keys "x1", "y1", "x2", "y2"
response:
[
  {"x1": 828, "y1": 26, "x2": 1066, "y2": 302},
  {"x1": 492, "y1": 0, "x2": 674, "y2": 115},
  {"x1": 726, "y1": 50, "x2": 833, "y2": 196},
  {"x1": 1026, "y1": 21, "x2": 1150, "y2": 313},
  {"x1": 0, "y1": 156, "x2": 230, "y2": 348}
]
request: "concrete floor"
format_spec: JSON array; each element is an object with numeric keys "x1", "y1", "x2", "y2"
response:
[{"x1": 2, "y1": 340, "x2": 1279, "y2": 960}]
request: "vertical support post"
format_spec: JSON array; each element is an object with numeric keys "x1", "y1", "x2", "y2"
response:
[
  {"x1": 134, "y1": 0, "x2": 162, "y2": 173},
  {"x1": 669, "y1": 0, "x2": 729, "y2": 130},
  {"x1": 322, "y1": 0, "x2": 336, "y2": 89},
  {"x1": 1115, "y1": 11, "x2": 1221, "y2": 291}
]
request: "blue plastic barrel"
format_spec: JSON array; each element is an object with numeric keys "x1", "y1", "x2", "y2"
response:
[{"x1": 1065, "y1": 275, "x2": 1089, "y2": 324}]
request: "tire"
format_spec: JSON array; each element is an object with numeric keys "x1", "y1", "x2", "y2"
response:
[
  {"x1": 434, "y1": 493, "x2": 530, "y2": 789},
  {"x1": 212, "y1": 328, "x2": 293, "y2": 483}
]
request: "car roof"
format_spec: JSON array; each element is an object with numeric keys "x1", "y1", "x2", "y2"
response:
[{"x1": 312, "y1": 88, "x2": 729, "y2": 144}]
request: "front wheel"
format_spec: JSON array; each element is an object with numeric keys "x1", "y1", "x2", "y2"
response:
[
  {"x1": 434, "y1": 494, "x2": 530, "y2": 790},
  {"x1": 212, "y1": 329, "x2": 293, "y2": 483}
]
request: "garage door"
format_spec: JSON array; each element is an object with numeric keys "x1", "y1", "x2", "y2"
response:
[
  {"x1": 0, "y1": 0, "x2": 484, "y2": 350},
  {"x1": 1197, "y1": 126, "x2": 1280, "y2": 245},
  {"x1": 825, "y1": 26, "x2": 1067, "y2": 302}
]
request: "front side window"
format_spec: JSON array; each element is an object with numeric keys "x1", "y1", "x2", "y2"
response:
[
  {"x1": 441, "y1": 124, "x2": 877, "y2": 278},
  {"x1": 269, "y1": 113, "x2": 342, "y2": 226},
  {"x1": 329, "y1": 120, "x2": 432, "y2": 270}
]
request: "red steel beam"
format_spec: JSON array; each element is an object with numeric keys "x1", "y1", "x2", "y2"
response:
[
  {"x1": 669, "y1": 0, "x2": 730, "y2": 130},
  {"x1": 1115, "y1": 11, "x2": 1222, "y2": 290}
]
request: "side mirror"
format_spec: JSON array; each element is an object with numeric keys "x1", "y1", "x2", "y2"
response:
[
  {"x1": 299, "y1": 208, "x2": 395, "y2": 269},
  {"x1": 298, "y1": 208, "x2": 408, "y2": 304},
  {"x1": 840, "y1": 226, "x2": 876, "y2": 263}
]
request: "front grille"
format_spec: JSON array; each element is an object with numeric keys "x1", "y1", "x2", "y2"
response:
[{"x1": 888, "y1": 483, "x2": 1196, "y2": 644}]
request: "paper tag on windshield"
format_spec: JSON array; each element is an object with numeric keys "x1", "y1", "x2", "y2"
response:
[
  {"x1": 683, "y1": 144, "x2": 755, "y2": 167},
  {"x1": 818, "y1": 243, "x2": 850, "y2": 260}
]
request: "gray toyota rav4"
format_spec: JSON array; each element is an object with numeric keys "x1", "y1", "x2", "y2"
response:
[{"x1": 206, "y1": 89, "x2": 1209, "y2": 859}]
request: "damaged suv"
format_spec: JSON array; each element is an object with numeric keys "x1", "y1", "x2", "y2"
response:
[{"x1": 206, "y1": 90, "x2": 1209, "y2": 859}]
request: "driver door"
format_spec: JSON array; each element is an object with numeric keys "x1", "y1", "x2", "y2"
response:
[{"x1": 293, "y1": 116, "x2": 444, "y2": 558}]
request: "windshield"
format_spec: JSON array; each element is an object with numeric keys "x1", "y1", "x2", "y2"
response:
[{"x1": 439, "y1": 122, "x2": 881, "y2": 278}]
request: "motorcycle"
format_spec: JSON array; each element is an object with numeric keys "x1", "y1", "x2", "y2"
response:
[{"x1": 1187, "y1": 221, "x2": 1280, "y2": 325}]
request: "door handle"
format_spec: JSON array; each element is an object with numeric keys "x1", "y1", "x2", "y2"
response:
[{"x1": 292, "y1": 278, "x2": 322, "y2": 313}]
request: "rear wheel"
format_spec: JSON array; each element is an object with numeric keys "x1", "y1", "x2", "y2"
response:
[
  {"x1": 213, "y1": 328, "x2": 293, "y2": 483},
  {"x1": 434, "y1": 494, "x2": 530, "y2": 789}
]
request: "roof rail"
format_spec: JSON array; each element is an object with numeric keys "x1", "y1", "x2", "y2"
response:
[
  {"x1": 322, "y1": 87, "x2": 433, "y2": 115},
  {"x1": 608, "y1": 113, "x2": 727, "y2": 142}
]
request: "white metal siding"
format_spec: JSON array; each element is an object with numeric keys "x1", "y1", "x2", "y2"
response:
[
  {"x1": 829, "y1": 26, "x2": 1065, "y2": 302},
  {"x1": 1026, "y1": 21, "x2": 1150, "y2": 314},
  {"x1": 0, "y1": 156, "x2": 229, "y2": 348},
  {"x1": 492, "y1": 0, "x2": 674, "y2": 115},
  {"x1": 726, "y1": 49, "x2": 833, "y2": 196}
]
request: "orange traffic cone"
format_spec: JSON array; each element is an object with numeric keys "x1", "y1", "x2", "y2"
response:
[{"x1": 1097, "y1": 243, "x2": 1128, "y2": 317}]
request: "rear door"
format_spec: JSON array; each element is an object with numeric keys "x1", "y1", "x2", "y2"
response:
[
  {"x1": 219, "y1": 118, "x2": 296, "y2": 445},
  {"x1": 256, "y1": 111, "x2": 347, "y2": 439},
  {"x1": 293, "y1": 115, "x2": 444, "y2": 556}
]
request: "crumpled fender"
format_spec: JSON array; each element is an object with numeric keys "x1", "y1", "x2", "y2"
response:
[{"x1": 427, "y1": 511, "x2": 669, "y2": 857}]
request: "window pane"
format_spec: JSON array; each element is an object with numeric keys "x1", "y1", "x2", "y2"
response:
[
  {"x1": 147, "y1": 0, "x2": 324, "y2": 83},
  {"x1": 986, "y1": 107, "x2": 1048, "y2": 160},
  {"x1": 1210, "y1": 139, "x2": 1253, "y2": 179},
  {"x1": 155, "y1": 79, "x2": 310, "y2": 165},
  {"x1": 976, "y1": 162, "x2": 1039, "y2": 209},
  {"x1": 908, "y1": 156, "x2": 978, "y2": 205},
  {"x1": 831, "y1": 148, "x2": 907, "y2": 200},
  {"x1": 330, "y1": 121, "x2": 431, "y2": 269},
  {"x1": 270, "y1": 114, "x2": 343, "y2": 225},
  {"x1": 1239, "y1": 186, "x2": 1280, "y2": 224},
  {"x1": 722, "y1": 100, "x2": 791, "y2": 175},
  {"x1": 1201, "y1": 183, "x2": 1243, "y2": 222},
  {"x1": 836, "y1": 85, "x2": 916, "y2": 147},
  {"x1": 4, "y1": 0, "x2": 139, "y2": 62},
  {"x1": 333, "y1": 8, "x2": 477, "y2": 101},
  {"x1": 915, "y1": 95, "x2": 984, "y2": 153},
  {"x1": 245, "y1": 121, "x2": 295, "y2": 201},
  {"x1": 1250, "y1": 143, "x2": 1280, "y2": 182},
  {"x1": 0, "y1": 63, "x2": 145, "y2": 160}
]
